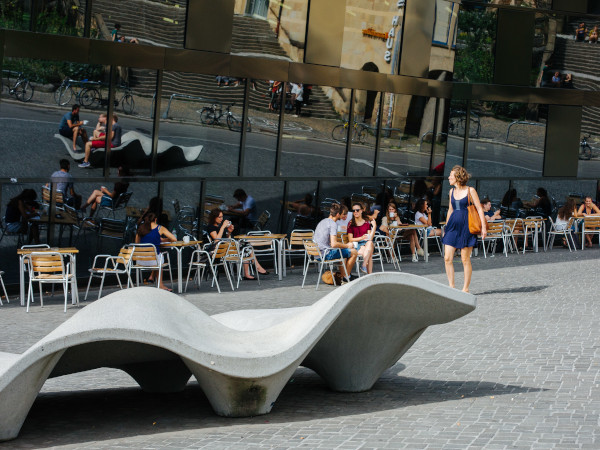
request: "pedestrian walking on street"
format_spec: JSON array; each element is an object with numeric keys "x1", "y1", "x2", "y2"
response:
[{"x1": 442, "y1": 165, "x2": 486, "y2": 293}]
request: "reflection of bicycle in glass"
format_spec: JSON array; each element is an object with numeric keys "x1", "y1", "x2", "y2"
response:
[
  {"x1": 579, "y1": 134, "x2": 597, "y2": 160},
  {"x1": 199, "y1": 102, "x2": 251, "y2": 132},
  {"x1": 1, "y1": 71, "x2": 34, "y2": 102},
  {"x1": 54, "y1": 78, "x2": 100, "y2": 107},
  {"x1": 332, "y1": 121, "x2": 368, "y2": 143},
  {"x1": 448, "y1": 109, "x2": 481, "y2": 138},
  {"x1": 54, "y1": 78, "x2": 135, "y2": 114}
]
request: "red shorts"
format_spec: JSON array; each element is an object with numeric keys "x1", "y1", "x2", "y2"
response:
[{"x1": 91, "y1": 140, "x2": 115, "y2": 149}]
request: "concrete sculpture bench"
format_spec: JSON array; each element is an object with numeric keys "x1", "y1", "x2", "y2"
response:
[
  {"x1": 54, "y1": 131, "x2": 203, "y2": 168},
  {"x1": 0, "y1": 273, "x2": 476, "y2": 441}
]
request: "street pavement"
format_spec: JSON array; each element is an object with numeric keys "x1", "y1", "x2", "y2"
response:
[{"x1": 1, "y1": 247, "x2": 599, "y2": 448}]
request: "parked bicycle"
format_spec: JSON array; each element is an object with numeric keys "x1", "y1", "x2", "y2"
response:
[
  {"x1": 579, "y1": 134, "x2": 597, "y2": 160},
  {"x1": 199, "y1": 102, "x2": 251, "y2": 132},
  {"x1": 88, "y1": 84, "x2": 135, "y2": 114},
  {"x1": 448, "y1": 109, "x2": 481, "y2": 139},
  {"x1": 54, "y1": 77, "x2": 102, "y2": 107},
  {"x1": 1, "y1": 70, "x2": 34, "y2": 102},
  {"x1": 332, "y1": 121, "x2": 368, "y2": 143}
]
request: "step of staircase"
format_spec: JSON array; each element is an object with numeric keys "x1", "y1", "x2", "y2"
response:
[{"x1": 92, "y1": 2, "x2": 338, "y2": 120}]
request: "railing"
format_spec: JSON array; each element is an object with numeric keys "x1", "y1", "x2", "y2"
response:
[
  {"x1": 152, "y1": 93, "x2": 221, "y2": 119},
  {"x1": 505, "y1": 121, "x2": 546, "y2": 143}
]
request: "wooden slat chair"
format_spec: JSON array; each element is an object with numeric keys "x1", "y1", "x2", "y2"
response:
[
  {"x1": 223, "y1": 239, "x2": 261, "y2": 288},
  {"x1": 478, "y1": 220, "x2": 509, "y2": 258},
  {"x1": 301, "y1": 240, "x2": 349, "y2": 291},
  {"x1": 0, "y1": 270, "x2": 9, "y2": 306},
  {"x1": 582, "y1": 216, "x2": 600, "y2": 250},
  {"x1": 246, "y1": 231, "x2": 278, "y2": 274},
  {"x1": 504, "y1": 218, "x2": 533, "y2": 254},
  {"x1": 41, "y1": 185, "x2": 65, "y2": 210},
  {"x1": 284, "y1": 229, "x2": 314, "y2": 270},
  {"x1": 97, "y1": 218, "x2": 127, "y2": 250},
  {"x1": 253, "y1": 210, "x2": 271, "y2": 231},
  {"x1": 185, "y1": 240, "x2": 234, "y2": 293},
  {"x1": 546, "y1": 217, "x2": 577, "y2": 252},
  {"x1": 373, "y1": 234, "x2": 400, "y2": 270},
  {"x1": 336, "y1": 231, "x2": 349, "y2": 245},
  {"x1": 129, "y1": 244, "x2": 173, "y2": 290},
  {"x1": 85, "y1": 246, "x2": 134, "y2": 300},
  {"x1": 98, "y1": 191, "x2": 133, "y2": 219},
  {"x1": 26, "y1": 251, "x2": 78, "y2": 313},
  {"x1": 523, "y1": 216, "x2": 547, "y2": 252}
]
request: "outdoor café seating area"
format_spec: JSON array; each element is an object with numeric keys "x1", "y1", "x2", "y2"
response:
[{"x1": 0, "y1": 179, "x2": 598, "y2": 311}]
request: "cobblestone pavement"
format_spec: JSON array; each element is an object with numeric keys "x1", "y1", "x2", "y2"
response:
[{"x1": 1, "y1": 248, "x2": 599, "y2": 449}]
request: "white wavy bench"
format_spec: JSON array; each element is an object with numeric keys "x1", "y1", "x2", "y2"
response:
[
  {"x1": 0, "y1": 273, "x2": 476, "y2": 441},
  {"x1": 54, "y1": 131, "x2": 203, "y2": 168}
]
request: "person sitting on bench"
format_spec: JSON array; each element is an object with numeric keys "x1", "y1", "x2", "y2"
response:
[
  {"x1": 58, "y1": 104, "x2": 88, "y2": 151},
  {"x1": 78, "y1": 114, "x2": 122, "y2": 168}
]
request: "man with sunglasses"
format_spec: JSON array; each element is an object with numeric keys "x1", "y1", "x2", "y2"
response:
[{"x1": 313, "y1": 203, "x2": 358, "y2": 283}]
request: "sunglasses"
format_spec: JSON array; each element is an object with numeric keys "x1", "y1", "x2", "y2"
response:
[{"x1": 352, "y1": 209, "x2": 361, "y2": 212}]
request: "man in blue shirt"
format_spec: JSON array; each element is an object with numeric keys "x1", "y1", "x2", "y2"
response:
[
  {"x1": 228, "y1": 188, "x2": 258, "y2": 229},
  {"x1": 49, "y1": 159, "x2": 82, "y2": 209},
  {"x1": 58, "y1": 104, "x2": 88, "y2": 151}
]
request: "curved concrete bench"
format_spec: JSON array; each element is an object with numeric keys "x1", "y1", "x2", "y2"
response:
[
  {"x1": 0, "y1": 273, "x2": 475, "y2": 441},
  {"x1": 54, "y1": 131, "x2": 203, "y2": 168}
]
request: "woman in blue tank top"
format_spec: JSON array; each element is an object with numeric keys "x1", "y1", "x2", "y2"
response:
[
  {"x1": 135, "y1": 211, "x2": 176, "y2": 291},
  {"x1": 441, "y1": 165, "x2": 486, "y2": 293}
]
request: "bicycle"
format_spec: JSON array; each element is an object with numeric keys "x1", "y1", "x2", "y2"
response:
[
  {"x1": 94, "y1": 85, "x2": 135, "y2": 114},
  {"x1": 1, "y1": 71, "x2": 34, "y2": 102},
  {"x1": 448, "y1": 109, "x2": 481, "y2": 139},
  {"x1": 199, "y1": 102, "x2": 251, "y2": 132},
  {"x1": 332, "y1": 121, "x2": 368, "y2": 143},
  {"x1": 579, "y1": 134, "x2": 596, "y2": 160},
  {"x1": 54, "y1": 78, "x2": 102, "y2": 107}
]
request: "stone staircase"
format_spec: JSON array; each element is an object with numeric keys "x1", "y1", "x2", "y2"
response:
[
  {"x1": 553, "y1": 35, "x2": 600, "y2": 135},
  {"x1": 92, "y1": 0, "x2": 337, "y2": 119}
]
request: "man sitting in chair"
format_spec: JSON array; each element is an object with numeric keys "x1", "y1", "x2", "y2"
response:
[
  {"x1": 80, "y1": 166, "x2": 131, "y2": 215},
  {"x1": 313, "y1": 203, "x2": 358, "y2": 283},
  {"x1": 49, "y1": 159, "x2": 82, "y2": 209},
  {"x1": 228, "y1": 188, "x2": 258, "y2": 229}
]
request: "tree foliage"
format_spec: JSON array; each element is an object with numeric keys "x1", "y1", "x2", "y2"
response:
[{"x1": 454, "y1": 7, "x2": 497, "y2": 84}]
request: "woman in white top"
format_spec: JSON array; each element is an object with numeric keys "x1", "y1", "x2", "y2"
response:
[
  {"x1": 414, "y1": 199, "x2": 442, "y2": 237},
  {"x1": 380, "y1": 202, "x2": 423, "y2": 262}
]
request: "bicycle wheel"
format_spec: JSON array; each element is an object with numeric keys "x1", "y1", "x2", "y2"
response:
[
  {"x1": 54, "y1": 85, "x2": 73, "y2": 106},
  {"x1": 448, "y1": 116, "x2": 465, "y2": 137},
  {"x1": 226, "y1": 114, "x2": 242, "y2": 132},
  {"x1": 356, "y1": 125, "x2": 368, "y2": 144},
  {"x1": 15, "y1": 80, "x2": 34, "y2": 102},
  {"x1": 121, "y1": 94, "x2": 135, "y2": 114},
  {"x1": 579, "y1": 144, "x2": 592, "y2": 160},
  {"x1": 200, "y1": 107, "x2": 216, "y2": 125},
  {"x1": 79, "y1": 88, "x2": 100, "y2": 107},
  {"x1": 332, "y1": 124, "x2": 348, "y2": 141}
]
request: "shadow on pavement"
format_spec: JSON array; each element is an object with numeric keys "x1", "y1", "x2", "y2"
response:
[{"x1": 15, "y1": 366, "x2": 544, "y2": 446}]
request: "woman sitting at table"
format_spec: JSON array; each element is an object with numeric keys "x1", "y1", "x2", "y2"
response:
[
  {"x1": 577, "y1": 196, "x2": 600, "y2": 248},
  {"x1": 205, "y1": 208, "x2": 269, "y2": 280},
  {"x1": 135, "y1": 211, "x2": 176, "y2": 291},
  {"x1": 80, "y1": 166, "x2": 131, "y2": 215},
  {"x1": 379, "y1": 202, "x2": 423, "y2": 262},
  {"x1": 555, "y1": 198, "x2": 578, "y2": 248},
  {"x1": 5, "y1": 188, "x2": 40, "y2": 244},
  {"x1": 347, "y1": 202, "x2": 377, "y2": 274},
  {"x1": 414, "y1": 198, "x2": 442, "y2": 239}
]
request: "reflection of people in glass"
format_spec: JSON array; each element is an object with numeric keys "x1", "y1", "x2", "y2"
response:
[
  {"x1": 551, "y1": 72, "x2": 562, "y2": 87},
  {"x1": 590, "y1": 26, "x2": 599, "y2": 44},
  {"x1": 576, "y1": 23, "x2": 587, "y2": 42},
  {"x1": 228, "y1": 189, "x2": 258, "y2": 229},
  {"x1": 563, "y1": 73, "x2": 574, "y2": 89},
  {"x1": 4, "y1": 189, "x2": 40, "y2": 244},
  {"x1": 58, "y1": 104, "x2": 88, "y2": 151}
]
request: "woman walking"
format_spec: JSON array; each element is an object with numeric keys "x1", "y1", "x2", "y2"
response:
[{"x1": 442, "y1": 166, "x2": 486, "y2": 292}]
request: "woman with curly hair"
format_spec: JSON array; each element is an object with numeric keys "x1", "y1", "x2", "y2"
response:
[{"x1": 442, "y1": 165, "x2": 486, "y2": 292}]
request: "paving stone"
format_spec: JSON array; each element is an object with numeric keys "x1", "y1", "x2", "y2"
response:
[{"x1": 0, "y1": 249, "x2": 599, "y2": 448}]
